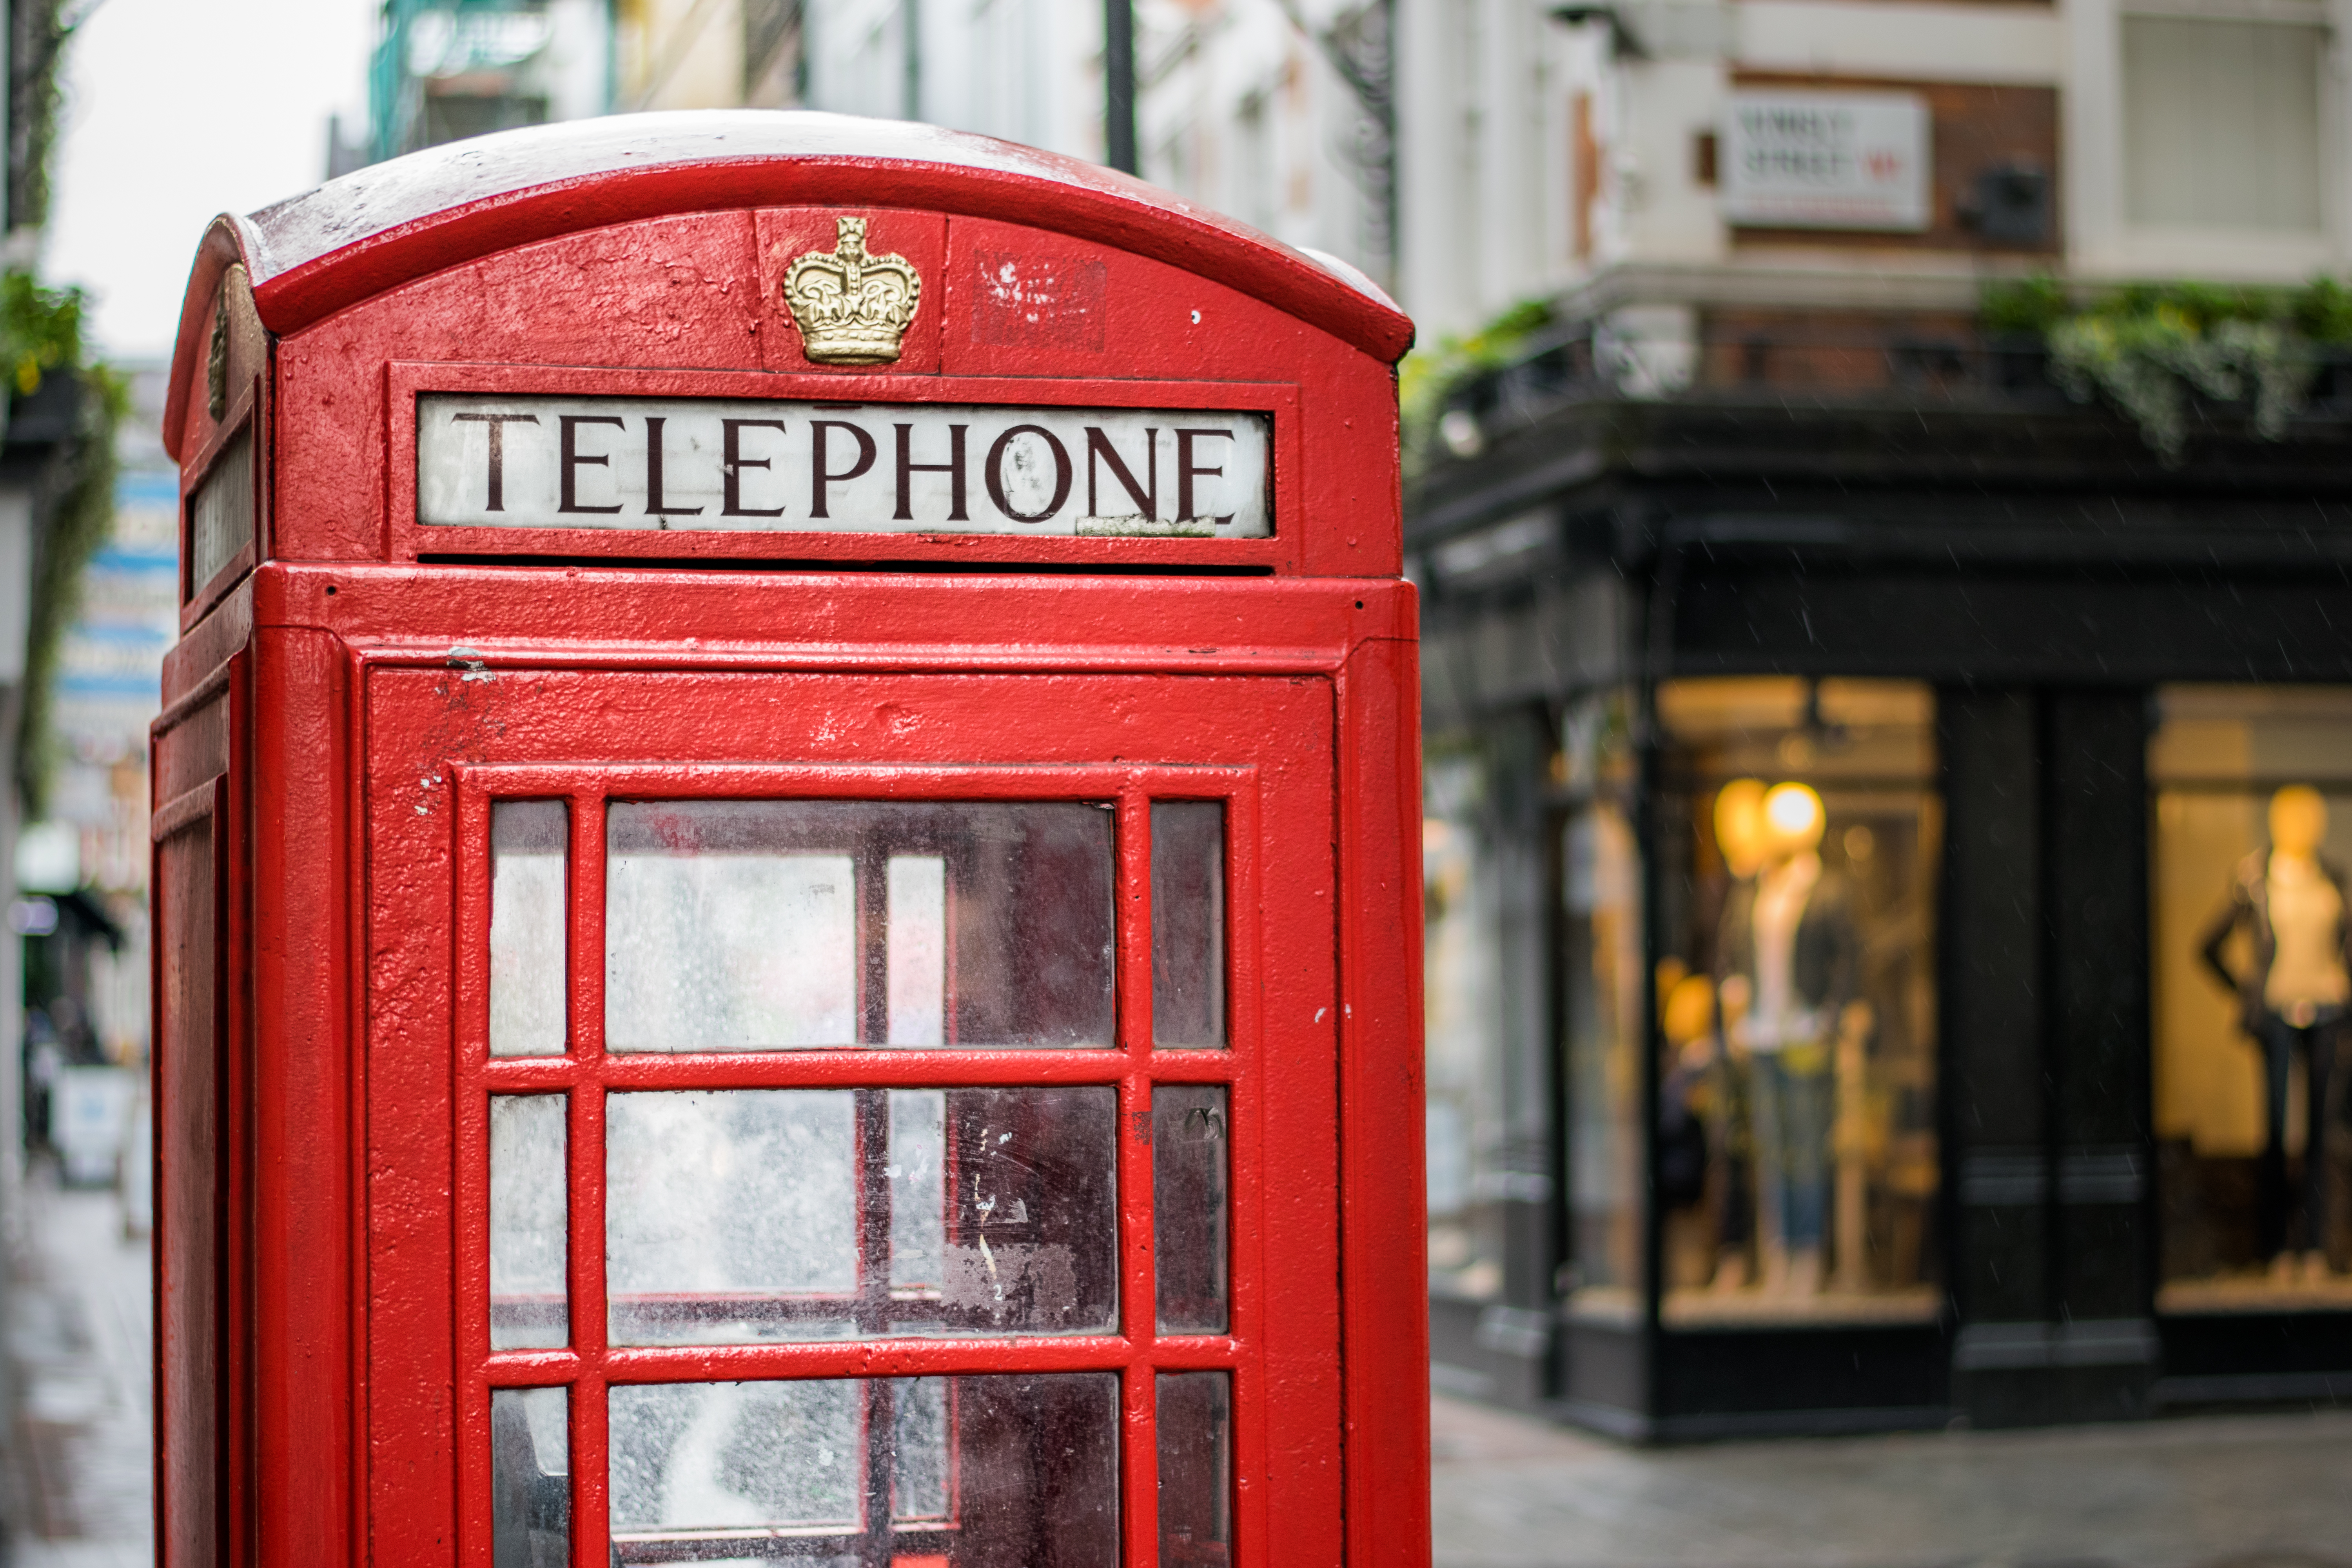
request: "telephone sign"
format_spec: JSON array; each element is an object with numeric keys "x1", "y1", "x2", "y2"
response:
[
  {"x1": 416, "y1": 396, "x2": 1274, "y2": 535},
  {"x1": 151, "y1": 113, "x2": 1425, "y2": 1568}
]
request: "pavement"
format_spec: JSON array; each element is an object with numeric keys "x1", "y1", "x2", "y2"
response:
[
  {"x1": 1432, "y1": 1392, "x2": 2352, "y2": 1568},
  {"x1": 0, "y1": 1161, "x2": 2347, "y2": 1568},
  {"x1": 2, "y1": 1168, "x2": 151, "y2": 1568}
]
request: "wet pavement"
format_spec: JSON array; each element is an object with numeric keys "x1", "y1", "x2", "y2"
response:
[
  {"x1": 3, "y1": 1170, "x2": 151, "y2": 1568},
  {"x1": 1432, "y1": 1392, "x2": 2352, "y2": 1568},
  {"x1": 0, "y1": 1168, "x2": 2345, "y2": 1568}
]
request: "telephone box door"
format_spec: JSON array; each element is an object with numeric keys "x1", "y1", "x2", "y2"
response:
[{"x1": 362, "y1": 659, "x2": 1341, "y2": 1568}]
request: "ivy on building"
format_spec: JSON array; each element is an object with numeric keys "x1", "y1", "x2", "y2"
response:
[
  {"x1": 1984, "y1": 275, "x2": 2352, "y2": 463},
  {"x1": 1398, "y1": 298, "x2": 1556, "y2": 474},
  {"x1": 5, "y1": 272, "x2": 122, "y2": 816},
  {"x1": 7, "y1": 0, "x2": 122, "y2": 815}
]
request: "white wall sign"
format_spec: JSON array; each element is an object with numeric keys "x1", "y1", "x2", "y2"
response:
[
  {"x1": 1722, "y1": 91, "x2": 1931, "y2": 232},
  {"x1": 416, "y1": 395, "x2": 1272, "y2": 537}
]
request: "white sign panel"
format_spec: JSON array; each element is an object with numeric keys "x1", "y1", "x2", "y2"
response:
[
  {"x1": 417, "y1": 395, "x2": 1272, "y2": 537},
  {"x1": 1722, "y1": 91, "x2": 1931, "y2": 232}
]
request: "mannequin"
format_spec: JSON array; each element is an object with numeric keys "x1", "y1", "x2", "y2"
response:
[
  {"x1": 1719, "y1": 783, "x2": 1857, "y2": 1296},
  {"x1": 2200, "y1": 785, "x2": 2349, "y2": 1281},
  {"x1": 1706, "y1": 780, "x2": 1768, "y2": 1290}
]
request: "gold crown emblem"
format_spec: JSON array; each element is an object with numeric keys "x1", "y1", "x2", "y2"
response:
[{"x1": 781, "y1": 217, "x2": 923, "y2": 365}]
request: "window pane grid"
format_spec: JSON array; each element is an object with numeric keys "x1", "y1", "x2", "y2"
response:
[{"x1": 464, "y1": 774, "x2": 1249, "y2": 1568}]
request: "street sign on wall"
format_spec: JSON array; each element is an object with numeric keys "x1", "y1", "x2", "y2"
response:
[{"x1": 1722, "y1": 91, "x2": 1931, "y2": 232}]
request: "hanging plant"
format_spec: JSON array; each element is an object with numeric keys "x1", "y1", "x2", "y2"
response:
[{"x1": 1984, "y1": 277, "x2": 2352, "y2": 463}]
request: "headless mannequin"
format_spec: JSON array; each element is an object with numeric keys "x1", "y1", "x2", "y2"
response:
[
  {"x1": 1706, "y1": 780, "x2": 1768, "y2": 1291},
  {"x1": 1720, "y1": 784, "x2": 1857, "y2": 1297},
  {"x1": 2201, "y1": 786, "x2": 2349, "y2": 1281}
]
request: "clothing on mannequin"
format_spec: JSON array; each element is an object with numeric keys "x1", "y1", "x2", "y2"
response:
[
  {"x1": 2199, "y1": 785, "x2": 2350, "y2": 1277},
  {"x1": 1704, "y1": 780, "x2": 1768, "y2": 1290},
  {"x1": 1718, "y1": 783, "x2": 1858, "y2": 1294}
]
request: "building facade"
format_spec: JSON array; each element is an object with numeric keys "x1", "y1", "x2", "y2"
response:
[{"x1": 1406, "y1": 0, "x2": 2352, "y2": 1435}]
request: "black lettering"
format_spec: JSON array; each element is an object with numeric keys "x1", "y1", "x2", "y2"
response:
[
  {"x1": 722, "y1": 418, "x2": 788, "y2": 517},
  {"x1": 1084, "y1": 426, "x2": 1157, "y2": 520},
  {"x1": 558, "y1": 416, "x2": 625, "y2": 514},
  {"x1": 809, "y1": 420, "x2": 877, "y2": 519},
  {"x1": 894, "y1": 423, "x2": 969, "y2": 521},
  {"x1": 1174, "y1": 428, "x2": 1232, "y2": 522},
  {"x1": 644, "y1": 416, "x2": 703, "y2": 516},
  {"x1": 452, "y1": 412, "x2": 539, "y2": 512},
  {"x1": 984, "y1": 424, "x2": 1073, "y2": 524}
]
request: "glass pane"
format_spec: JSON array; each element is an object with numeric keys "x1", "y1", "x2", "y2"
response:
[
  {"x1": 2152, "y1": 686, "x2": 2352, "y2": 1307},
  {"x1": 905, "y1": 1087, "x2": 1119, "y2": 1336},
  {"x1": 608, "y1": 1374, "x2": 1117, "y2": 1566},
  {"x1": 607, "y1": 1090, "x2": 858, "y2": 1344},
  {"x1": 1650, "y1": 677, "x2": 1942, "y2": 1327},
  {"x1": 1157, "y1": 1371, "x2": 1232, "y2": 1568},
  {"x1": 609, "y1": 1379, "x2": 862, "y2": 1535},
  {"x1": 491, "y1": 1386, "x2": 569, "y2": 1568},
  {"x1": 887, "y1": 1090, "x2": 946, "y2": 1291},
  {"x1": 1423, "y1": 755, "x2": 1508, "y2": 1302},
  {"x1": 606, "y1": 1086, "x2": 1116, "y2": 1344},
  {"x1": 490, "y1": 800, "x2": 567, "y2": 1057},
  {"x1": 887, "y1": 855, "x2": 946, "y2": 1045},
  {"x1": 490, "y1": 1095, "x2": 568, "y2": 1350},
  {"x1": 1154, "y1": 1085, "x2": 1230, "y2": 1332},
  {"x1": 1154, "y1": 802, "x2": 1227, "y2": 1047},
  {"x1": 606, "y1": 801, "x2": 1113, "y2": 1052}
]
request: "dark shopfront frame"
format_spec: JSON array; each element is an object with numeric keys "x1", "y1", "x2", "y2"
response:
[{"x1": 1412, "y1": 375, "x2": 2352, "y2": 1437}]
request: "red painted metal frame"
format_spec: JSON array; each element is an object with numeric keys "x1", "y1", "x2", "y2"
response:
[
  {"x1": 445, "y1": 762, "x2": 1265, "y2": 1566},
  {"x1": 384, "y1": 361, "x2": 1306, "y2": 572},
  {"x1": 155, "y1": 111, "x2": 1424, "y2": 1568}
]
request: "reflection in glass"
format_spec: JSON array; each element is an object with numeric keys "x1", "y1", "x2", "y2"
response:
[
  {"x1": 605, "y1": 801, "x2": 1114, "y2": 1052},
  {"x1": 608, "y1": 1374, "x2": 1117, "y2": 1566},
  {"x1": 887, "y1": 855, "x2": 946, "y2": 1046},
  {"x1": 605, "y1": 1087, "x2": 1116, "y2": 1344},
  {"x1": 2153, "y1": 686, "x2": 2352, "y2": 1308},
  {"x1": 1154, "y1": 1086, "x2": 1230, "y2": 1332},
  {"x1": 490, "y1": 1095, "x2": 568, "y2": 1350},
  {"x1": 1563, "y1": 798, "x2": 1646, "y2": 1317},
  {"x1": 606, "y1": 1090, "x2": 858, "y2": 1343},
  {"x1": 491, "y1": 1386, "x2": 568, "y2": 1568},
  {"x1": 490, "y1": 801, "x2": 567, "y2": 1057},
  {"x1": 609, "y1": 1379, "x2": 862, "y2": 1534},
  {"x1": 1154, "y1": 802, "x2": 1227, "y2": 1047},
  {"x1": 1157, "y1": 1371, "x2": 1232, "y2": 1568},
  {"x1": 1423, "y1": 756, "x2": 1508, "y2": 1302},
  {"x1": 1651, "y1": 677, "x2": 1941, "y2": 1327}
]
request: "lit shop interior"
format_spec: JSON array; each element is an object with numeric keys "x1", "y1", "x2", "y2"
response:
[{"x1": 1410, "y1": 370, "x2": 2352, "y2": 1435}]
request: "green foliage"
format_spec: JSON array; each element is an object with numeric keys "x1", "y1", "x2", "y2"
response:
[
  {"x1": 15, "y1": 364, "x2": 122, "y2": 817},
  {"x1": 0, "y1": 271, "x2": 88, "y2": 397},
  {"x1": 9, "y1": 0, "x2": 84, "y2": 234},
  {"x1": 1398, "y1": 297, "x2": 1556, "y2": 470},
  {"x1": 1, "y1": 271, "x2": 119, "y2": 814},
  {"x1": 1982, "y1": 274, "x2": 2352, "y2": 461}
]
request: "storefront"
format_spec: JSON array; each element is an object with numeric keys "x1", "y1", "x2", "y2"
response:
[{"x1": 1413, "y1": 326, "x2": 2352, "y2": 1435}]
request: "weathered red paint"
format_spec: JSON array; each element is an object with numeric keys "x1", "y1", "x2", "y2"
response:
[{"x1": 154, "y1": 111, "x2": 1426, "y2": 1568}]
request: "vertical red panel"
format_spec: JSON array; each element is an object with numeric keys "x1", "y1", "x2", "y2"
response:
[{"x1": 157, "y1": 796, "x2": 221, "y2": 1568}]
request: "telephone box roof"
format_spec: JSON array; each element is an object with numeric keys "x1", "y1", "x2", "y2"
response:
[{"x1": 165, "y1": 111, "x2": 1413, "y2": 459}]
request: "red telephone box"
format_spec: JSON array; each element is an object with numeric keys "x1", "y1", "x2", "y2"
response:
[{"x1": 152, "y1": 113, "x2": 1423, "y2": 1568}]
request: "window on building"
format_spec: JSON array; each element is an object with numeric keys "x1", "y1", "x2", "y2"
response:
[
  {"x1": 1645, "y1": 678, "x2": 1942, "y2": 1327},
  {"x1": 1559, "y1": 692, "x2": 1644, "y2": 1320},
  {"x1": 2123, "y1": 15, "x2": 2324, "y2": 232},
  {"x1": 2152, "y1": 686, "x2": 2352, "y2": 1309},
  {"x1": 1425, "y1": 755, "x2": 1509, "y2": 1303}
]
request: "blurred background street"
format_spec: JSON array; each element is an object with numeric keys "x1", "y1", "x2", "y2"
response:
[{"x1": 0, "y1": 0, "x2": 2348, "y2": 1561}]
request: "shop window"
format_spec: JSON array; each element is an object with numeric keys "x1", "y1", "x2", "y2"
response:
[
  {"x1": 1560, "y1": 692, "x2": 1645, "y2": 1320},
  {"x1": 1424, "y1": 755, "x2": 1508, "y2": 1302},
  {"x1": 2123, "y1": 16, "x2": 2323, "y2": 232},
  {"x1": 2152, "y1": 686, "x2": 2352, "y2": 1308},
  {"x1": 1647, "y1": 678, "x2": 1941, "y2": 1326}
]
